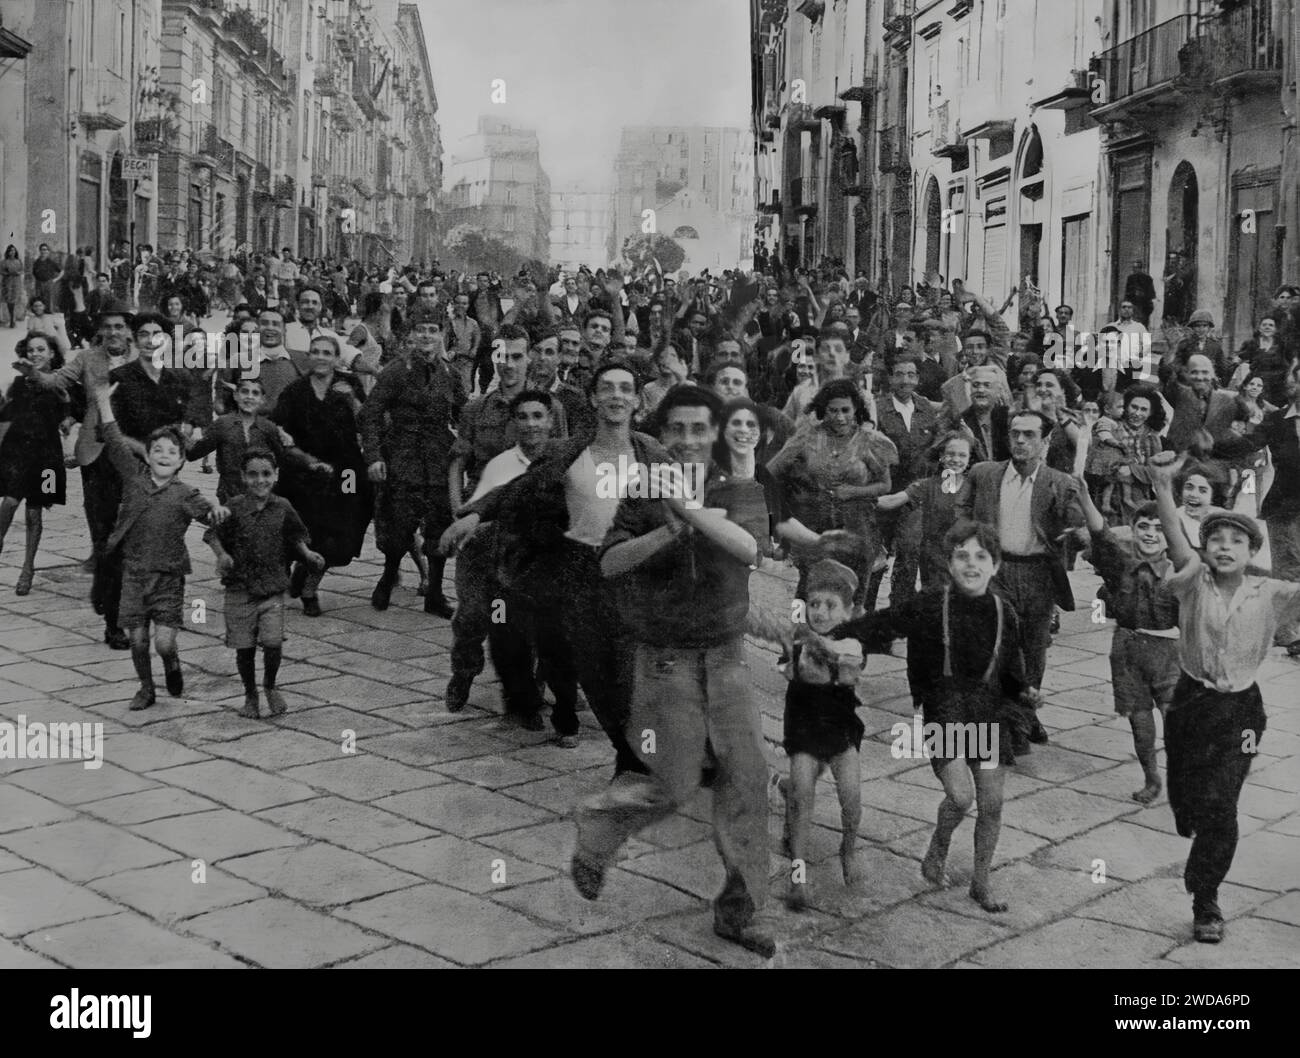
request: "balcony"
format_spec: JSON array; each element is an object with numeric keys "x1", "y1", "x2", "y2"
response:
[
  {"x1": 254, "y1": 162, "x2": 270, "y2": 193},
  {"x1": 930, "y1": 101, "x2": 966, "y2": 159},
  {"x1": 274, "y1": 175, "x2": 295, "y2": 205},
  {"x1": 1091, "y1": 15, "x2": 1198, "y2": 122},
  {"x1": 314, "y1": 69, "x2": 341, "y2": 97},
  {"x1": 878, "y1": 126, "x2": 909, "y2": 174},
  {"x1": 79, "y1": 71, "x2": 129, "y2": 131},
  {"x1": 1204, "y1": 2, "x2": 1283, "y2": 93}
]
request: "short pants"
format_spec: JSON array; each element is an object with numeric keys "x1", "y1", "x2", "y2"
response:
[
  {"x1": 119, "y1": 569, "x2": 185, "y2": 629},
  {"x1": 1110, "y1": 628, "x2": 1180, "y2": 716},
  {"x1": 224, "y1": 589, "x2": 286, "y2": 650}
]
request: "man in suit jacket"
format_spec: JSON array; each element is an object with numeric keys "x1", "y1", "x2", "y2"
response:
[
  {"x1": 939, "y1": 330, "x2": 1012, "y2": 419},
  {"x1": 1160, "y1": 352, "x2": 1241, "y2": 457},
  {"x1": 957, "y1": 409, "x2": 1084, "y2": 749},
  {"x1": 1253, "y1": 373, "x2": 1300, "y2": 651},
  {"x1": 872, "y1": 355, "x2": 942, "y2": 608},
  {"x1": 946, "y1": 383, "x2": 1012, "y2": 464}
]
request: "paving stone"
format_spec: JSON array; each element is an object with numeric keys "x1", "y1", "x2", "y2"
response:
[
  {"x1": 1010, "y1": 786, "x2": 1139, "y2": 840},
  {"x1": 889, "y1": 823, "x2": 1050, "y2": 871},
  {"x1": 1, "y1": 625, "x2": 97, "y2": 652},
  {"x1": 89, "y1": 862, "x2": 266, "y2": 924},
  {"x1": 1074, "y1": 877, "x2": 1272, "y2": 939},
  {"x1": 917, "y1": 861, "x2": 1104, "y2": 933},
  {"x1": 621, "y1": 841, "x2": 726, "y2": 901},
  {"x1": 23, "y1": 911, "x2": 244, "y2": 968},
  {"x1": 145, "y1": 759, "x2": 318, "y2": 812},
  {"x1": 1035, "y1": 819, "x2": 1191, "y2": 882},
  {"x1": 8, "y1": 760, "x2": 158, "y2": 806},
  {"x1": 184, "y1": 897, "x2": 387, "y2": 968},
  {"x1": 1239, "y1": 781, "x2": 1299, "y2": 822},
  {"x1": 431, "y1": 755, "x2": 558, "y2": 789},
  {"x1": 281, "y1": 755, "x2": 442, "y2": 801},
  {"x1": 1248, "y1": 757, "x2": 1299, "y2": 794},
  {"x1": 971, "y1": 916, "x2": 1176, "y2": 968},
  {"x1": 1252, "y1": 891, "x2": 1300, "y2": 928},
  {"x1": 336, "y1": 883, "x2": 565, "y2": 965},
  {"x1": 131, "y1": 808, "x2": 307, "y2": 861},
  {"x1": 0, "y1": 818, "x2": 176, "y2": 882},
  {"x1": 0, "y1": 938, "x2": 62, "y2": 968},
  {"x1": 489, "y1": 932, "x2": 715, "y2": 969},
  {"x1": 370, "y1": 834, "x2": 556, "y2": 892},
  {"x1": 332, "y1": 944, "x2": 458, "y2": 968},
  {"x1": 274, "y1": 705, "x2": 405, "y2": 741},
  {"x1": 482, "y1": 820, "x2": 582, "y2": 871},
  {"x1": 0, "y1": 785, "x2": 77, "y2": 832},
  {"x1": 374, "y1": 784, "x2": 554, "y2": 837},
  {"x1": 1219, "y1": 829, "x2": 1300, "y2": 892},
  {"x1": 0, "y1": 850, "x2": 29, "y2": 873},
  {"x1": 0, "y1": 867, "x2": 121, "y2": 935},
  {"x1": 820, "y1": 902, "x2": 1014, "y2": 968},
  {"x1": 311, "y1": 650, "x2": 435, "y2": 686},
  {"x1": 499, "y1": 771, "x2": 609, "y2": 816},
  {"x1": 258, "y1": 796, "x2": 438, "y2": 853},
  {"x1": 857, "y1": 777, "x2": 945, "y2": 823},
  {"x1": 494, "y1": 870, "x2": 699, "y2": 934},
  {"x1": 644, "y1": 910, "x2": 783, "y2": 967},
  {"x1": 97, "y1": 732, "x2": 210, "y2": 772},
  {"x1": 286, "y1": 674, "x2": 428, "y2": 707},
  {"x1": 219, "y1": 842, "x2": 423, "y2": 907},
  {"x1": 1163, "y1": 917, "x2": 1300, "y2": 968},
  {"x1": 208, "y1": 730, "x2": 344, "y2": 771}
]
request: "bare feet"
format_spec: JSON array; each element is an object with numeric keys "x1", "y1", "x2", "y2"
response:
[
  {"x1": 1132, "y1": 780, "x2": 1162, "y2": 805},
  {"x1": 969, "y1": 882, "x2": 1008, "y2": 913},
  {"x1": 840, "y1": 839, "x2": 867, "y2": 889},
  {"x1": 921, "y1": 847, "x2": 950, "y2": 888}
]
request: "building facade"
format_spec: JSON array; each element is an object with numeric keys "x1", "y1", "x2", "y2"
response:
[
  {"x1": 550, "y1": 185, "x2": 613, "y2": 270},
  {"x1": 1090, "y1": 0, "x2": 1296, "y2": 347},
  {"x1": 609, "y1": 124, "x2": 753, "y2": 267},
  {"x1": 442, "y1": 116, "x2": 551, "y2": 264}
]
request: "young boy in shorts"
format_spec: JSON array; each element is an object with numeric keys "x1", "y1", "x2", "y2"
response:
[
  {"x1": 1075, "y1": 480, "x2": 1179, "y2": 804},
  {"x1": 91, "y1": 377, "x2": 229, "y2": 711},
  {"x1": 205, "y1": 448, "x2": 323, "y2": 718},
  {"x1": 1148, "y1": 451, "x2": 1300, "y2": 942},
  {"x1": 186, "y1": 376, "x2": 295, "y2": 503}
]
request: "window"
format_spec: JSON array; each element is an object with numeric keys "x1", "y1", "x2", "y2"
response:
[
  {"x1": 503, "y1": 209, "x2": 516, "y2": 231},
  {"x1": 117, "y1": 11, "x2": 126, "y2": 73},
  {"x1": 88, "y1": 0, "x2": 96, "y2": 64},
  {"x1": 302, "y1": 92, "x2": 311, "y2": 158}
]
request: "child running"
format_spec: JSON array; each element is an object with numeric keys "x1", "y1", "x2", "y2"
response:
[
  {"x1": 186, "y1": 376, "x2": 296, "y2": 502},
  {"x1": 205, "y1": 448, "x2": 323, "y2": 718},
  {"x1": 1075, "y1": 478, "x2": 1179, "y2": 804},
  {"x1": 875, "y1": 431, "x2": 972, "y2": 590},
  {"x1": 832, "y1": 520, "x2": 1029, "y2": 913},
  {"x1": 90, "y1": 376, "x2": 228, "y2": 711},
  {"x1": 781, "y1": 558, "x2": 867, "y2": 909},
  {"x1": 1147, "y1": 451, "x2": 1300, "y2": 943}
]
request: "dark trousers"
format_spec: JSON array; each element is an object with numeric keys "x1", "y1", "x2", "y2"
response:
[
  {"x1": 994, "y1": 556, "x2": 1056, "y2": 690},
  {"x1": 489, "y1": 590, "x2": 579, "y2": 735},
  {"x1": 866, "y1": 506, "x2": 921, "y2": 610},
  {"x1": 82, "y1": 455, "x2": 123, "y2": 630},
  {"x1": 557, "y1": 540, "x2": 644, "y2": 773},
  {"x1": 1165, "y1": 675, "x2": 1265, "y2": 898}
]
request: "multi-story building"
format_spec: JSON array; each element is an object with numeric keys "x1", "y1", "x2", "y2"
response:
[
  {"x1": 609, "y1": 125, "x2": 752, "y2": 267},
  {"x1": 0, "y1": 9, "x2": 33, "y2": 269},
  {"x1": 1090, "y1": 0, "x2": 1296, "y2": 347},
  {"x1": 442, "y1": 117, "x2": 551, "y2": 264},
  {"x1": 908, "y1": 0, "x2": 1106, "y2": 326},
  {"x1": 9, "y1": 0, "x2": 163, "y2": 269},
  {"x1": 550, "y1": 185, "x2": 613, "y2": 270}
]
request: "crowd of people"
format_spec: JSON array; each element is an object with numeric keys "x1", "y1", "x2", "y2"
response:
[{"x1": 3, "y1": 244, "x2": 1299, "y2": 957}]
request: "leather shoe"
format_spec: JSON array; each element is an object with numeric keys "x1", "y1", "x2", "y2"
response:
[
  {"x1": 444, "y1": 673, "x2": 471, "y2": 713},
  {"x1": 1027, "y1": 719, "x2": 1050, "y2": 744},
  {"x1": 370, "y1": 574, "x2": 396, "y2": 611},
  {"x1": 424, "y1": 591, "x2": 454, "y2": 618},
  {"x1": 105, "y1": 627, "x2": 129, "y2": 651},
  {"x1": 301, "y1": 596, "x2": 322, "y2": 617}
]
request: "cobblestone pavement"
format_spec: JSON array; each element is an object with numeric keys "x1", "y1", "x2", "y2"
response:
[{"x1": 1, "y1": 338, "x2": 1297, "y2": 969}]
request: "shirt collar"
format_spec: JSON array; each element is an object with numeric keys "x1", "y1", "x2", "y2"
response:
[
  {"x1": 891, "y1": 394, "x2": 914, "y2": 414},
  {"x1": 1003, "y1": 459, "x2": 1040, "y2": 486},
  {"x1": 1284, "y1": 404, "x2": 1300, "y2": 419}
]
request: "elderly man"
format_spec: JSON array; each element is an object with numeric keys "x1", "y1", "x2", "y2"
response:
[
  {"x1": 1160, "y1": 352, "x2": 1242, "y2": 457},
  {"x1": 939, "y1": 328, "x2": 1013, "y2": 419}
]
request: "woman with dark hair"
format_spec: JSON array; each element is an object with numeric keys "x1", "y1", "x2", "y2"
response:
[
  {"x1": 1, "y1": 245, "x2": 23, "y2": 326},
  {"x1": 767, "y1": 378, "x2": 892, "y2": 610},
  {"x1": 57, "y1": 253, "x2": 92, "y2": 346},
  {"x1": 160, "y1": 292, "x2": 197, "y2": 331},
  {"x1": 24, "y1": 295, "x2": 71, "y2": 356},
  {"x1": 1234, "y1": 315, "x2": 1296, "y2": 407},
  {"x1": 1032, "y1": 366, "x2": 1084, "y2": 474},
  {"x1": 0, "y1": 334, "x2": 70, "y2": 594},
  {"x1": 271, "y1": 333, "x2": 373, "y2": 615},
  {"x1": 1088, "y1": 382, "x2": 1166, "y2": 524},
  {"x1": 712, "y1": 397, "x2": 820, "y2": 559}
]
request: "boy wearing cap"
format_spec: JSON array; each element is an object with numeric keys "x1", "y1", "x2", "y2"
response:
[
  {"x1": 781, "y1": 559, "x2": 868, "y2": 909},
  {"x1": 1148, "y1": 451, "x2": 1300, "y2": 942}
]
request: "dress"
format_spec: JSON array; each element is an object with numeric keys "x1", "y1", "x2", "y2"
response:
[
  {"x1": 0, "y1": 378, "x2": 68, "y2": 506},
  {"x1": 271, "y1": 375, "x2": 372, "y2": 567},
  {"x1": 782, "y1": 642, "x2": 865, "y2": 761},
  {"x1": 1, "y1": 257, "x2": 23, "y2": 308}
]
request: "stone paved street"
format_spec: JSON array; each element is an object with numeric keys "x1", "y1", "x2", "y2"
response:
[{"x1": 1, "y1": 456, "x2": 1296, "y2": 969}]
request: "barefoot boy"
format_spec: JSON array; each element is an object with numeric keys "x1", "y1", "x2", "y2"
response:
[{"x1": 832, "y1": 520, "x2": 1029, "y2": 913}]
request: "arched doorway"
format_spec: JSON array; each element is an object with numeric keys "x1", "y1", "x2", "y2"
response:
[
  {"x1": 1166, "y1": 161, "x2": 1198, "y2": 323},
  {"x1": 923, "y1": 177, "x2": 942, "y2": 278}
]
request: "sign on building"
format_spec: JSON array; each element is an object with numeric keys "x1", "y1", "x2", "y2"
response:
[{"x1": 122, "y1": 156, "x2": 155, "y2": 180}]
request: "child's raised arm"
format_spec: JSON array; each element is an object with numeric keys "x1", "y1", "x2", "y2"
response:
[
  {"x1": 1071, "y1": 467, "x2": 1106, "y2": 535},
  {"x1": 1147, "y1": 451, "x2": 1194, "y2": 571}
]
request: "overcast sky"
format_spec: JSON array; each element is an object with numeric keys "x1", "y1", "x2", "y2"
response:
[{"x1": 422, "y1": 0, "x2": 751, "y2": 189}]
